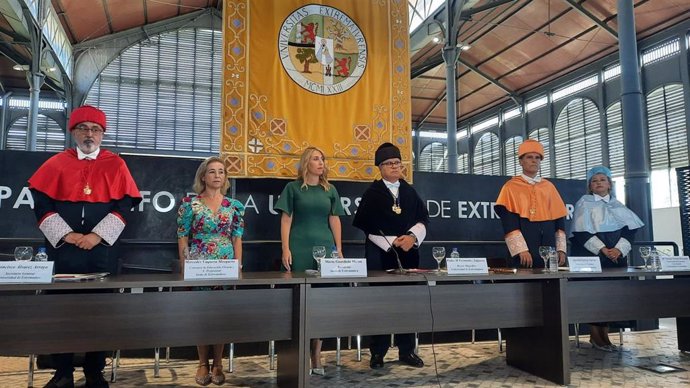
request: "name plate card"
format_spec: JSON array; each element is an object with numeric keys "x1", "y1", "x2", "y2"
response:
[
  {"x1": 0, "y1": 261, "x2": 54, "y2": 284},
  {"x1": 184, "y1": 260, "x2": 239, "y2": 280},
  {"x1": 568, "y1": 256, "x2": 602, "y2": 273},
  {"x1": 320, "y1": 258, "x2": 367, "y2": 277},
  {"x1": 446, "y1": 258, "x2": 489, "y2": 275},
  {"x1": 659, "y1": 256, "x2": 690, "y2": 271}
]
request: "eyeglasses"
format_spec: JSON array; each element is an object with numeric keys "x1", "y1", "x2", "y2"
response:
[
  {"x1": 74, "y1": 125, "x2": 104, "y2": 135},
  {"x1": 380, "y1": 160, "x2": 402, "y2": 167}
]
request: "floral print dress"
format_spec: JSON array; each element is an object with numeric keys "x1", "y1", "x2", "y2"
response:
[{"x1": 177, "y1": 195, "x2": 245, "y2": 260}]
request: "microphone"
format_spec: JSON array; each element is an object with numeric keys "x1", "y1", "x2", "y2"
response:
[{"x1": 379, "y1": 229, "x2": 407, "y2": 274}]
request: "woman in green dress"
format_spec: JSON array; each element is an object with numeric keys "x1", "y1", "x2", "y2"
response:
[{"x1": 275, "y1": 146, "x2": 344, "y2": 375}]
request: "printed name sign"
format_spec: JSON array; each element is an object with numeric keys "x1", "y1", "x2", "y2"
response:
[
  {"x1": 0, "y1": 261, "x2": 54, "y2": 283},
  {"x1": 320, "y1": 258, "x2": 367, "y2": 277},
  {"x1": 659, "y1": 256, "x2": 690, "y2": 271},
  {"x1": 446, "y1": 258, "x2": 489, "y2": 275},
  {"x1": 184, "y1": 259, "x2": 239, "y2": 280},
  {"x1": 568, "y1": 257, "x2": 602, "y2": 273}
]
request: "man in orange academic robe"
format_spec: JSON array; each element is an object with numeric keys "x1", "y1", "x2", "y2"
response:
[{"x1": 495, "y1": 139, "x2": 567, "y2": 268}]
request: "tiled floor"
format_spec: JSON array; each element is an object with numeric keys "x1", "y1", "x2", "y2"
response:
[{"x1": 2, "y1": 320, "x2": 689, "y2": 387}]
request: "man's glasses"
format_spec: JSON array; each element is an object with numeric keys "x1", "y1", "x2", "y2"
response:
[
  {"x1": 380, "y1": 160, "x2": 402, "y2": 167},
  {"x1": 74, "y1": 125, "x2": 104, "y2": 135}
]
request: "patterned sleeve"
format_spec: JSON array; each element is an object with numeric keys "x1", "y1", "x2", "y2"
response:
[
  {"x1": 177, "y1": 197, "x2": 193, "y2": 239},
  {"x1": 230, "y1": 200, "x2": 245, "y2": 238},
  {"x1": 329, "y1": 185, "x2": 345, "y2": 216},
  {"x1": 274, "y1": 181, "x2": 294, "y2": 215}
]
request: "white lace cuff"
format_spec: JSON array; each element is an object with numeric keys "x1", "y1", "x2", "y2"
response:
[
  {"x1": 408, "y1": 223, "x2": 427, "y2": 247},
  {"x1": 92, "y1": 213, "x2": 126, "y2": 246},
  {"x1": 615, "y1": 237, "x2": 632, "y2": 258},
  {"x1": 505, "y1": 230, "x2": 528, "y2": 257},
  {"x1": 584, "y1": 236, "x2": 606, "y2": 256},
  {"x1": 39, "y1": 213, "x2": 72, "y2": 248},
  {"x1": 556, "y1": 230, "x2": 567, "y2": 253},
  {"x1": 368, "y1": 234, "x2": 396, "y2": 252}
]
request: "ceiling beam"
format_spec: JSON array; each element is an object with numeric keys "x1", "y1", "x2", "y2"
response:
[
  {"x1": 457, "y1": 57, "x2": 515, "y2": 97},
  {"x1": 562, "y1": 0, "x2": 618, "y2": 40}
]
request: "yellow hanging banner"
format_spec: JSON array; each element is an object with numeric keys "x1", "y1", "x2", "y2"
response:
[{"x1": 222, "y1": 0, "x2": 412, "y2": 182}]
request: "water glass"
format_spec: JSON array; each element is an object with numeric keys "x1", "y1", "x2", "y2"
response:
[
  {"x1": 538, "y1": 246, "x2": 551, "y2": 270},
  {"x1": 14, "y1": 246, "x2": 33, "y2": 261},
  {"x1": 432, "y1": 247, "x2": 446, "y2": 271},
  {"x1": 639, "y1": 246, "x2": 651, "y2": 269},
  {"x1": 312, "y1": 245, "x2": 326, "y2": 272}
]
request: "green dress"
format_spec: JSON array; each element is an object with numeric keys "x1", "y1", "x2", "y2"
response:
[{"x1": 274, "y1": 180, "x2": 345, "y2": 272}]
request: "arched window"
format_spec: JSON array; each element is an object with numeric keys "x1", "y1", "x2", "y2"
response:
[
  {"x1": 5, "y1": 114, "x2": 65, "y2": 152},
  {"x1": 418, "y1": 142, "x2": 447, "y2": 172},
  {"x1": 554, "y1": 98, "x2": 602, "y2": 179},
  {"x1": 605, "y1": 102, "x2": 624, "y2": 177},
  {"x1": 528, "y1": 127, "x2": 551, "y2": 177},
  {"x1": 646, "y1": 83, "x2": 687, "y2": 208},
  {"x1": 605, "y1": 102, "x2": 626, "y2": 202},
  {"x1": 85, "y1": 28, "x2": 221, "y2": 156},
  {"x1": 458, "y1": 153, "x2": 468, "y2": 174},
  {"x1": 504, "y1": 136, "x2": 523, "y2": 176},
  {"x1": 473, "y1": 132, "x2": 500, "y2": 175}
]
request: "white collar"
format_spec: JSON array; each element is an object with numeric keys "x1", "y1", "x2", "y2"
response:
[
  {"x1": 520, "y1": 173, "x2": 541, "y2": 185},
  {"x1": 594, "y1": 194, "x2": 610, "y2": 203},
  {"x1": 382, "y1": 179, "x2": 400, "y2": 188},
  {"x1": 77, "y1": 147, "x2": 100, "y2": 160}
]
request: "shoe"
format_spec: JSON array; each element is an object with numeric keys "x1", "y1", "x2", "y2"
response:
[
  {"x1": 606, "y1": 343, "x2": 620, "y2": 352},
  {"x1": 590, "y1": 341, "x2": 613, "y2": 352},
  {"x1": 399, "y1": 352, "x2": 424, "y2": 368},
  {"x1": 211, "y1": 364, "x2": 226, "y2": 385},
  {"x1": 84, "y1": 372, "x2": 109, "y2": 388},
  {"x1": 310, "y1": 367, "x2": 326, "y2": 376},
  {"x1": 43, "y1": 375, "x2": 74, "y2": 388},
  {"x1": 195, "y1": 363, "x2": 212, "y2": 386},
  {"x1": 370, "y1": 354, "x2": 384, "y2": 369}
]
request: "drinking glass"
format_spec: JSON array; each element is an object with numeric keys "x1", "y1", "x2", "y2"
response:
[
  {"x1": 538, "y1": 246, "x2": 551, "y2": 270},
  {"x1": 14, "y1": 246, "x2": 33, "y2": 261},
  {"x1": 312, "y1": 246, "x2": 327, "y2": 272},
  {"x1": 639, "y1": 246, "x2": 651, "y2": 269},
  {"x1": 432, "y1": 247, "x2": 446, "y2": 272}
]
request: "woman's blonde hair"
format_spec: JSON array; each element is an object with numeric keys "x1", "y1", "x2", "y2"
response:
[
  {"x1": 192, "y1": 156, "x2": 230, "y2": 195},
  {"x1": 297, "y1": 146, "x2": 331, "y2": 191}
]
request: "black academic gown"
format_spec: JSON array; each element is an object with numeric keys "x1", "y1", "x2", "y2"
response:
[
  {"x1": 353, "y1": 179, "x2": 429, "y2": 270},
  {"x1": 495, "y1": 206, "x2": 565, "y2": 268},
  {"x1": 571, "y1": 227, "x2": 637, "y2": 268},
  {"x1": 31, "y1": 189, "x2": 136, "y2": 274},
  {"x1": 353, "y1": 179, "x2": 429, "y2": 358}
]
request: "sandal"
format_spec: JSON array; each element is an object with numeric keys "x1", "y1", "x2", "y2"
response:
[
  {"x1": 211, "y1": 364, "x2": 226, "y2": 385},
  {"x1": 195, "y1": 363, "x2": 212, "y2": 386}
]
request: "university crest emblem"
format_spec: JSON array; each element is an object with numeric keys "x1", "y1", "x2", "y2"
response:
[{"x1": 278, "y1": 5, "x2": 367, "y2": 95}]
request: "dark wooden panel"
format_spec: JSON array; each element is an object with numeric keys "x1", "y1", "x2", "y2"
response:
[
  {"x1": 305, "y1": 285, "x2": 432, "y2": 338},
  {"x1": 506, "y1": 279, "x2": 570, "y2": 386},
  {"x1": 0, "y1": 288, "x2": 293, "y2": 354},
  {"x1": 429, "y1": 282, "x2": 543, "y2": 331},
  {"x1": 567, "y1": 278, "x2": 690, "y2": 322}
]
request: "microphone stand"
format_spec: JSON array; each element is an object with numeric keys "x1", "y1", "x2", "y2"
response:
[{"x1": 379, "y1": 230, "x2": 407, "y2": 274}]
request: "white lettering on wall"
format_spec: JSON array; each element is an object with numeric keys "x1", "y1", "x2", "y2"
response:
[
  {"x1": 13, "y1": 187, "x2": 33, "y2": 209},
  {"x1": 152, "y1": 191, "x2": 175, "y2": 213}
]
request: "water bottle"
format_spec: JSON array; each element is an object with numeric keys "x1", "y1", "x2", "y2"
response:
[
  {"x1": 331, "y1": 246, "x2": 339, "y2": 258},
  {"x1": 35, "y1": 247, "x2": 48, "y2": 262},
  {"x1": 450, "y1": 248, "x2": 460, "y2": 258},
  {"x1": 549, "y1": 249, "x2": 559, "y2": 273},
  {"x1": 650, "y1": 249, "x2": 660, "y2": 271}
]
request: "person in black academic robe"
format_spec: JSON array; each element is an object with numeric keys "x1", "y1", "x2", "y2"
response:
[
  {"x1": 353, "y1": 142, "x2": 429, "y2": 370},
  {"x1": 28, "y1": 105, "x2": 141, "y2": 388}
]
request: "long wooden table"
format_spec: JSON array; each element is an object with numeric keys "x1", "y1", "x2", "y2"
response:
[{"x1": 2, "y1": 269, "x2": 690, "y2": 387}]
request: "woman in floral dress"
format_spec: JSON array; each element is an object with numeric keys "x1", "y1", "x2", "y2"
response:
[{"x1": 177, "y1": 156, "x2": 244, "y2": 386}]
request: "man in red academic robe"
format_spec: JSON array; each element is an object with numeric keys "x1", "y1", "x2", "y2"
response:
[
  {"x1": 495, "y1": 139, "x2": 567, "y2": 268},
  {"x1": 28, "y1": 105, "x2": 141, "y2": 388}
]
